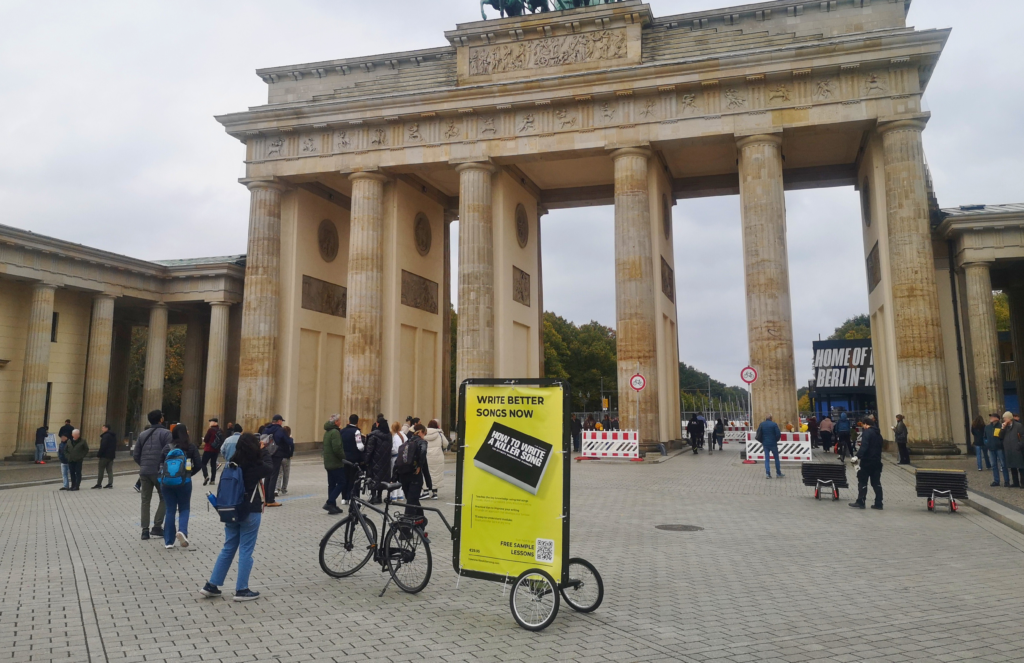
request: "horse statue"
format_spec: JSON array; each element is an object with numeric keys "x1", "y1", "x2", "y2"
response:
[{"x1": 480, "y1": 0, "x2": 621, "y2": 20}]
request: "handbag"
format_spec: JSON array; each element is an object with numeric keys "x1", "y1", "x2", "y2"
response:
[{"x1": 754, "y1": 424, "x2": 763, "y2": 443}]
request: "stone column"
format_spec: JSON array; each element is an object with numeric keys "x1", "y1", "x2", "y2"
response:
[
  {"x1": 963, "y1": 262, "x2": 1003, "y2": 418},
  {"x1": 736, "y1": 134, "x2": 798, "y2": 427},
  {"x1": 140, "y1": 303, "x2": 169, "y2": 428},
  {"x1": 879, "y1": 118, "x2": 952, "y2": 448},
  {"x1": 537, "y1": 205, "x2": 547, "y2": 377},
  {"x1": 106, "y1": 321, "x2": 132, "y2": 436},
  {"x1": 236, "y1": 180, "x2": 287, "y2": 433},
  {"x1": 81, "y1": 294, "x2": 116, "y2": 444},
  {"x1": 1008, "y1": 286, "x2": 1024, "y2": 403},
  {"x1": 611, "y1": 148, "x2": 660, "y2": 447},
  {"x1": 341, "y1": 172, "x2": 389, "y2": 427},
  {"x1": 14, "y1": 283, "x2": 57, "y2": 458},
  {"x1": 455, "y1": 162, "x2": 498, "y2": 388},
  {"x1": 179, "y1": 310, "x2": 205, "y2": 435},
  {"x1": 203, "y1": 302, "x2": 232, "y2": 425},
  {"x1": 441, "y1": 210, "x2": 456, "y2": 433}
]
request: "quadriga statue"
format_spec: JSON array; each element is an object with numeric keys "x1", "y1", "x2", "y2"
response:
[{"x1": 480, "y1": 0, "x2": 620, "y2": 20}]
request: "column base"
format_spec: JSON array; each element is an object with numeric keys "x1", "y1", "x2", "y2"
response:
[
  {"x1": 908, "y1": 441, "x2": 962, "y2": 457},
  {"x1": 6, "y1": 453, "x2": 39, "y2": 462}
]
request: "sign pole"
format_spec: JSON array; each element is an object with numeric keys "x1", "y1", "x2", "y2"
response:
[{"x1": 635, "y1": 361, "x2": 640, "y2": 435}]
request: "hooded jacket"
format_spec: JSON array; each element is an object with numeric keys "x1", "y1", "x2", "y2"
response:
[
  {"x1": 262, "y1": 423, "x2": 291, "y2": 459},
  {"x1": 836, "y1": 413, "x2": 851, "y2": 434},
  {"x1": 856, "y1": 423, "x2": 884, "y2": 463},
  {"x1": 98, "y1": 430, "x2": 118, "y2": 459},
  {"x1": 323, "y1": 420, "x2": 345, "y2": 470},
  {"x1": 66, "y1": 436, "x2": 89, "y2": 463},
  {"x1": 364, "y1": 428, "x2": 393, "y2": 482},
  {"x1": 133, "y1": 424, "x2": 172, "y2": 475}
]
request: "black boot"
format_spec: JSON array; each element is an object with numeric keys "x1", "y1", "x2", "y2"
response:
[{"x1": 848, "y1": 501, "x2": 865, "y2": 509}]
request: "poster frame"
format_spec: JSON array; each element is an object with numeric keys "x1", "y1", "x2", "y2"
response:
[{"x1": 453, "y1": 378, "x2": 572, "y2": 587}]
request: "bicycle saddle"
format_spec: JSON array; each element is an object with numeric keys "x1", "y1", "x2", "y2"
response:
[{"x1": 380, "y1": 482, "x2": 402, "y2": 493}]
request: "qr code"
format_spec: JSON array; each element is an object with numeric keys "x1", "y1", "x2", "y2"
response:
[{"x1": 535, "y1": 538, "x2": 554, "y2": 563}]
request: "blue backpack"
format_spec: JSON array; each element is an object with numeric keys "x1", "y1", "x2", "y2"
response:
[
  {"x1": 158, "y1": 448, "x2": 188, "y2": 487},
  {"x1": 214, "y1": 463, "x2": 250, "y2": 523}
]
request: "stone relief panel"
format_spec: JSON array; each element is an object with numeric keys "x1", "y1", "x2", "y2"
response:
[
  {"x1": 723, "y1": 87, "x2": 747, "y2": 110},
  {"x1": 678, "y1": 90, "x2": 701, "y2": 116},
  {"x1": 554, "y1": 107, "x2": 578, "y2": 130},
  {"x1": 302, "y1": 275, "x2": 347, "y2": 318},
  {"x1": 767, "y1": 83, "x2": 791, "y2": 105},
  {"x1": 468, "y1": 29, "x2": 628, "y2": 77},
  {"x1": 414, "y1": 213, "x2": 432, "y2": 256},
  {"x1": 863, "y1": 72, "x2": 889, "y2": 96},
  {"x1": 813, "y1": 78, "x2": 836, "y2": 101},
  {"x1": 512, "y1": 266, "x2": 531, "y2": 307},
  {"x1": 515, "y1": 204, "x2": 529, "y2": 248},
  {"x1": 401, "y1": 270, "x2": 438, "y2": 314},
  {"x1": 660, "y1": 257, "x2": 675, "y2": 303},
  {"x1": 478, "y1": 115, "x2": 499, "y2": 137},
  {"x1": 638, "y1": 97, "x2": 659, "y2": 120},
  {"x1": 317, "y1": 219, "x2": 339, "y2": 262},
  {"x1": 266, "y1": 136, "x2": 286, "y2": 158}
]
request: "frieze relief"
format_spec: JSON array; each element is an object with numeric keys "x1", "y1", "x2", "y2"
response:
[
  {"x1": 301, "y1": 275, "x2": 347, "y2": 318},
  {"x1": 468, "y1": 29, "x2": 628, "y2": 77},
  {"x1": 660, "y1": 257, "x2": 675, "y2": 304},
  {"x1": 401, "y1": 270, "x2": 438, "y2": 314},
  {"x1": 512, "y1": 266, "x2": 531, "y2": 307}
]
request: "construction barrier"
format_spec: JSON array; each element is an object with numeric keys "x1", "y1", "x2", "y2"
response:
[
  {"x1": 723, "y1": 423, "x2": 750, "y2": 445},
  {"x1": 581, "y1": 430, "x2": 640, "y2": 460},
  {"x1": 744, "y1": 432, "x2": 812, "y2": 462}
]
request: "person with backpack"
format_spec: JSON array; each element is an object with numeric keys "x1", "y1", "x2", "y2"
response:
[
  {"x1": 395, "y1": 423, "x2": 430, "y2": 531},
  {"x1": 201, "y1": 432, "x2": 273, "y2": 602},
  {"x1": 133, "y1": 410, "x2": 173, "y2": 540},
  {"x1": 92, "y1": 424, "x2": 117, "y2": 489},
  {"x1": 261, "y1": 414, "x2": 289, "y2": 507},
  {"x1": 65, "y1": 429, "x2": 89, "y2": 491},
  {"x1": 755, "y1": 414, "x2": 784, "y2": 479},
  {"x1": 160, "y1": 424, "x2": 202, "y2": 548},
  {"x1": 201, "y1": 418, "x2": 224, "y2": 486},
  {"x1": 340, "y1": 414, "x2": 364, "y2": 503},
  {"x1": 364, "y1": 416, "x2": 392, "y2": 504},
  {"x1": 278, "y1": 426, "x2": 294, "y2": 495},
  {"x1": 836, "y1": 412, "x2": 854, "y2": 461},
  {"x1": 221, "y1": 424, "x2": 242, "y2": 462},
  {"x1": 58, "y1": 433, "x2": 70, "y2": 490},
  {"x1": 711, "y1": 418, "x2": 725, "y2": 453}
]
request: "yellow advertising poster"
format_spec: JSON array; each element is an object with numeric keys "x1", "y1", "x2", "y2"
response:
[{"x1": 455, "y1": 381, "x2": 568, "y2": 583}]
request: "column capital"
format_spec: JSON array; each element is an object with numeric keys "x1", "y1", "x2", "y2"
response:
[
  {"x1": 736, "y1": 133, "x2": 783, "y2": 150},
  {"x1": 961, "y1": 260, "x2": 994, "y2": 270},
  {"x1": 349, "y1": 170, "x2": 390, "y2": 184},
  {"x1": 239, "y1": 177, "x2": 290, "y2": 192},
  {"x1": 453, "y1": 160, "x2": 498, "y2": 175},
  {"x1": 608, "y1": 147, "x2": 652, "y2": 161},
  {"x1": 209, "y1": 300, "x2": 232, "y2": 309},
  {"x1": 150, "y1": 301, "x2": 168, "y2": 309},
  {"x1": 30, "y1": 282, "x2": 58, "y2": 293},
  {"x1": 877, "y1": 112, "x2": 930, "y2": 136},
  {"x1": 92, "y1": 292, "x2": 117, "y2": 302}
]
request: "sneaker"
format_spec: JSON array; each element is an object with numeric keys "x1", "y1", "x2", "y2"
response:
[
  {"x1": 322, "y1": 503, "x2": 333, "y2": 512},
  {"x1": 59, "y1": 487, "x2": 68, "y2": 491},
  {"x1": 870, "y1": 504, "x2": 883, "y2": 510},
  {"x1": 848, "y1": 502, "x2": 866, "y2": 509},
  {"x1": 91, "y1": 485, "x2": 102, "y2": 489},
  {"x1": 203, "y1": 478, "x2": 209, "y2": 486},
  {"x1": 134, "y1": 483, "x2": 141, "y2": 493},
  {"x1": 765, "y1": 475, "x2": 772, "y2": 479},
  {"x1": 777, "y1": 472, "x2": 785, "y2": 478},
  {"x1": 326, "y1": 506, "x2": 343, "y2": 515},
  {"x1": 233, "y1": 589, "x2": 260, "y2": 602},
  {"x1": 265, "y1": 502, "x2": 282, "y2": 508},
  {"x1": 991, "y1": 481, "x2": 1001, "y2": 487},
  {"x1": 103, "y1": 485, "x2": 113, "y2": 489},
  {"x1": 141, "y1": 529, "x2": 150, "y2": 540},
  {"x1": 280, "y1": 489, "x2": 288, "y2": 495},
  {"x1": 176, "y1": 532, "x2": 189, "y2": 548},
  {"x1": 165, "y1": 544, "x2": 173, "y2": 549},
  {"x1": 341, "y1": 499, "x2": 348, "y2": 505},
  {"x1": 420, "y1": 490, "x2": 431, "y2": 499},
  {"x1": 149, "y1": 526, "x2": 164, "y2": 537},
  {"x1": 431, "y1": 491, "x2": 438, "y2": 500},
  {"x1": 199, "y1": 583, "x2": 221, "y2": 598}
]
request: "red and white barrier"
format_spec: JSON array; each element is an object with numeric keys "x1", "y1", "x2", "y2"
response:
[
  {"x1": 744, "y1": 432, "x2": 812, "y2": 462},
  {"x1": 581, "y1": 430, "x2": 640, "y2": 460},
  {"x1": 723, "y1": 424, "x2": 750, "y2": 445}
]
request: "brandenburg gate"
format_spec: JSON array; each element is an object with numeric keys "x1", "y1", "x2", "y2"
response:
[{"x1": 216, "y1": 0, "x2": 956, "y2": 452}]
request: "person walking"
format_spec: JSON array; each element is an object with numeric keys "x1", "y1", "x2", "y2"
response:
[
  {"x1": 807, "y1": 415, "x2": 819, "y2": 449},
  {"x1": 755, "y1": 415, "x2": 784, "y2": 479},
  {"x1": 65, "y1": 429, "x2": 89, "y2": 490},
  {"x1": 422, "y1": 420, "x2": 449, "y2": 500},
  {"x1": 221, "y1": 424, "x2": 242, "y2": 462},
  {"x1": 849, "y1": 416, "x2": 884, "y2": 510},
  {"x1": 340, "y1": 414, "x2": 364, "y2": 503},
  {"x1": 686, "y1": 415, "x2": 702, "y2": 454},
  {"x1": 570, "y1": 414, "x2": 582, "y2": 453},
  {"x1": 58, "y1": 434, "x2": 70, "y2": 490},
  {"x1": 364, "y1": 416, "x2": 392, "y2": 504},
  {"x1": 395, "y1": 423, "x2": 430, "y2": 532},
  {"x1": 836, "y1": 412, "x2": 854, "y2": 461},
  {"x1": 390, "y1": 421, "x2": 407, "y2": 500},
  {"x1": 1002, "y1": 411, "x2": 1024, "y2": 488},
  {"x1": 34, "y1": 425, "x2": 48, "y2": 464},
  {"x1": 985, "y1": 413, "x2": 1010, "y2": 487},
  {"x1": 892, "y1": 414, "x2": 910, "y2": 465},
  {"x1": 262, "y1": 415, "x2": 289, "y2": 507},
  {"x1": 133, "y1": 410, "x2": 172, "y2": 540},
  {"x1": 971, "y1": 415, "x2": 991, "y2": 471},
  {"x1": 322, "y1": 414, "x2": 346, "y2": 515},
  {"x1": 818, "y1": 415, "x2": 834, "y2": 453},
  {"x1": 712, "y1": 418, "x2": 725, "y2": 453},
  {"x1": 201, "y1": 419, "x2": 223, "y2": 486},
  {"x1": 200, "y1": 432, "x2": 273, "y2": 602},
  {"x1": 92, "y1": 424, "x2": 117, "y2": 488},
  {"x1": 278, "y1": 426, "x2": 294, "y2": 495},
  {"x1": 161, "y1": 424, "x2": 201, "y2": 549}
]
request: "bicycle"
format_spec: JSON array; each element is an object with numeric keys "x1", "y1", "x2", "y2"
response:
[{"x1": 318, "y1": 460, "x2": 452, "y2": 596}]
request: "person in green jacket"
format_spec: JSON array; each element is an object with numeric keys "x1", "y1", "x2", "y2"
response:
[
  {"x1": 65, "y1": 429, "x2": 90, "y2": 491},
  {"x1": 322, "y1": 415, "x2": 346, "y2": 514}
]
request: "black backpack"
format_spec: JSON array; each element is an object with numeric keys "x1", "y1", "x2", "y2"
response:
[
  {"x1": 212, "y1": 428, "x2": 226, "y2": 451},
  {"x1": 394, "y1": 435, "x2": 419, "y2": 475}
]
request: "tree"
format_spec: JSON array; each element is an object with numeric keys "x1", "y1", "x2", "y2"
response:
[
  {"x1": 829, "y1": 314, "x2": 871, "y2": 340},
  {"x1": 994, "y1": 292, "x2": 1010, "y2": 332},
  {"x1": 125, "y1": 324, "x2": 186, "y2": 435}
]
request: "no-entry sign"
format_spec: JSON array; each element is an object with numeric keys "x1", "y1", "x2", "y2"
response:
[
  {"x1": 629, "y1": 374, "x2": 646, "y2": 391},
  {"x1": 740, "y1": 366, "x2": 758, "y2": 384}
]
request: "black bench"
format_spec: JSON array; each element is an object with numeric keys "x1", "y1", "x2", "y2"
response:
[
  {"x1": 915, "y1": 469, "x2": 968, "y2": 513},
  {"x1": 801, "y1": 463, "x2": 848, "y2": 500}
]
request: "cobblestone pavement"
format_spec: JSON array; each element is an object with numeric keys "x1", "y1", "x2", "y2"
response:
[{"x1": 3, "y1": 450, "x2": 1024, "y2": 663}]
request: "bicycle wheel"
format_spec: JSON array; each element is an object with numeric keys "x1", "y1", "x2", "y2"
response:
[
  {"x1": 560, "y1": 557, "x2": 603, "y2": 613},
  {"x1": 319, "y1": 516, "x2": 377, "y2": 578},
  {"x1": 509, "y1": 568, "x2": 559, "y2": 631},
  {"x1": 383, "y1": 521, "x2": 432, "y2": 593}
]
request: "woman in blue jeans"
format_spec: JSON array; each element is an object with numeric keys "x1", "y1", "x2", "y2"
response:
[
  {"x1": 161, "y1": 424, "x2": 202, "y2": 549},
  {"x1": 201, "y1": 433, "x2": 273, "y2": 602}
]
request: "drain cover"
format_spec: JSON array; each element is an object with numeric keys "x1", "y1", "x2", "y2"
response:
[{"x1": 655, "y1": 524, "x2": 703, "y2": 532}]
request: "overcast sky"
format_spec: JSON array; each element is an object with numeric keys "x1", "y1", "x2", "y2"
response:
[{"x1": 2, "y1": 0, "x2": 1021, "y2": 389}]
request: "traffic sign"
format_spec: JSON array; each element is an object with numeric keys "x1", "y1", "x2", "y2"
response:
[
  {"x1": 629, "y1": 374, "x2": 646, "y2": 391},
  {"x1": 740, "y1": 366, "x2": 758, "y2": 384}
]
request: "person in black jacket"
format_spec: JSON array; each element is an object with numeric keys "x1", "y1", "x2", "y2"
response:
[
  {"x1": 58, "y1": 420, "x2": 74, "y2": 443},
  {"x1": 364, "y1": 417, "x2": 393, "y2": 504},
  {"x1": 92, "y1": 425, "x2": 117, "y2": 489},
  {"x1": 849, "y1": 416, "x2": 884, "y2": 510},
  {"x1": 35, "y1": 425, "x2": 48, "y2": 464},
  {"x1": 200, "y1": 433, "x2": 273, "y2": 602},
  {"x1": 396, "y1": 424, "x2": 430, "y2": 531},
  {"x1": 262, "y1": 415, "x2": 289, "y2": 507},
  {"x1": 570, "y1": 414, "x2": 582, "y2": 452},
  {"x1": 340, "y1": 414, "x2": 365, "y2": 502}
]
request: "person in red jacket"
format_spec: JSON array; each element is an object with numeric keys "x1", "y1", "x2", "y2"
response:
[{"x1": 201, "y1": 419, "x2": 224, "y2": 486}]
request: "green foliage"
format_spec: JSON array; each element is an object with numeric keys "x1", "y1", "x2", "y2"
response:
[
  {"x1": 678, "y1": 362, "x2": 748, "y2": 401},
  {"x1": 543, "y1": 312, "x2": 618, "y2": 411},
  {"x1": 125, "y1": 324, "x2": 186, "y2": 434},
  {"x1": 994, "y1": 292, "x2": 1010, "y2": 332},
  {"x1": 828, "y1": 314, "x2": 871, "y2": 340}
]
